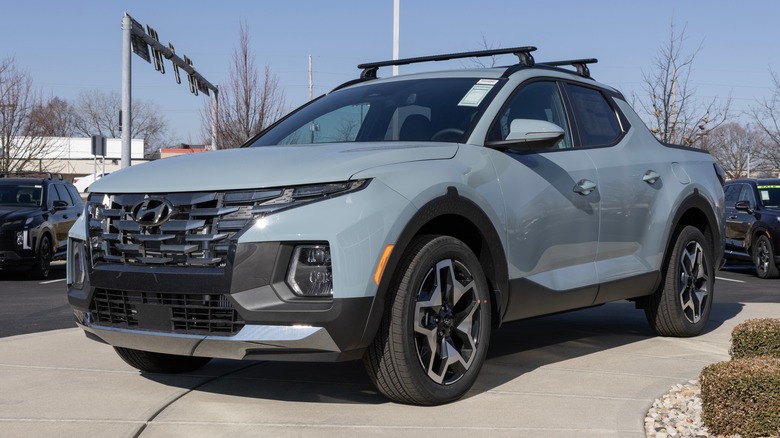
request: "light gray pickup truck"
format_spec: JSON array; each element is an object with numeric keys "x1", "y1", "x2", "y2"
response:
[{"x1": 67, "y1": 46, "x2": 725, "y2": 405}]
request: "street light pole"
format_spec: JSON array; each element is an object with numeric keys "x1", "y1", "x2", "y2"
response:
[
  {"x1": 393, "y1": 0, "x2": 400, "y2": 76},
  {"x1": 121, "y1": 14, "x2": 132, "y2": 168}
]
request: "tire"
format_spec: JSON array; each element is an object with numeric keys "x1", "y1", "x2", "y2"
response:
[
  {"x1": 645, "y1": 225, "x2": 714, "y2": 337},
  {"x1": 753, "y1": 234, "x2": 779, "y2": 279},
  {"x1": 114, "y1": 347, "x2": 212, "y2": 374},
  {"x1": 30, "y1": 235, "x2": 52, "y2": 280},
  {"x1": 363, "y1": 235, "x2": 491, "y2": 405}
]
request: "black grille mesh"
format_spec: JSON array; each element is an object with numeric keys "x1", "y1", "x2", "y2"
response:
[{"x1": 90, "y1": 288, "x2": 245, "y2": 336}]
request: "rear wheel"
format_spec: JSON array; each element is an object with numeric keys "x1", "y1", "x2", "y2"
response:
[
  {"x1": 364, "y1": 235, "x2": 491, "y2": 405},
  {"x1": 114, "y1": 347, "x2": 211, "y2": 374},
  {"x1": 645, "y1": 226, "x2": 713, "y2": 337},
  {"x1": 753, "y1": 234, "x2": 779, "y2": 279}
]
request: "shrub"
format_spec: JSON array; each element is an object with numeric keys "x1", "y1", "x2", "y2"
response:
[
  {"x1": 700, "y1": 357, "x2": 780, "y2": 438},
  {"x1": 730, "y1": 318, "x2": 780, "y2": 360}
]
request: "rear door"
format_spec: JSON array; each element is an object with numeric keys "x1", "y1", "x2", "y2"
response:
[{"x1": 564, "y1": 83, "x2": 666, "y2": 300}]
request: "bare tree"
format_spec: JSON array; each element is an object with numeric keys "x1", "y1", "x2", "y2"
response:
[
  {"x1": 707, "y1": 122, "x2": 764, "y2": 179},
  {"x1": 469, "y1": 35, "x2": 500, "y2": 68},
  {"x1": 0, "y1": 57, "x2": 60, "y2": 174},
  {"x1": 749, "y1": 70, "x2": 780, "y2": 176},
  {"x1": 27, "y1": 96, "x2": 76, "y2": 137},
  {"x1": 72, "y1": 89, "x2": 168, "y2": 158},
  {"x1": 204, "y1": 22, "x2": 286, "y2": 149},
  {"x1": 639, "y1": 21, "x2": 729, "y2": 148}
]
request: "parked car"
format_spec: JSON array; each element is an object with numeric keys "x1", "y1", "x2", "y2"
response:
[
  {"x1": 72, "y1": 172, "x2": 110, "y2": 193},
  {"x1": 0, "y1": 174, "x2": 83, "y2": 279},
  {"x1": 723, "y1": 178, "x2": 780, "y2": 278},
  {"x1": 66, "y1": 46, "x2": 725, "y2": 405}
]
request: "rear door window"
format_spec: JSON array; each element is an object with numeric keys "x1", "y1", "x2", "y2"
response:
[{"x1": 565, "y1": 83, "x2": 622, "y2": 147}]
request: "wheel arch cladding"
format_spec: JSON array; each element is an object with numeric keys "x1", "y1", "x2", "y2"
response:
[
  {"x1": 667, "y1": 190, "x2": 723, "y2": 268},
  {"x1": 358, "y1": 186, "x2": 508, "y2": 348}
]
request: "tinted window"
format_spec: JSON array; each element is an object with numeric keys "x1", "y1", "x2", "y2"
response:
[
  {"x1": 565, "y1": 84, "x2": 622, "y2": 147},
  {"x1": 756, "y1": 183, "x2": 780, "y2": 207},
  {"x1": 724, "y1": 184, "x2": 741, "y2": 207},
  {"x1": 488, "y1": 81, "x2": 571, "y2": 148},
  {"x1": 65, "y1": 184, "x2": 82, "y2": 205},
  {"x1": 0, "y1": 184, "x2": 43, "y2": 207},
  {"x1": 738, "y1": 184, "x2": 756, "y2": 207},
  {"x1": 54, "y1": 184, "x2": 73, "y2": 206},
  {"x1": 46, "y1": 184, "x2": 63, "y2": 206}
]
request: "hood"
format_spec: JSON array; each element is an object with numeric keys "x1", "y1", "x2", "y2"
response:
[
  {"x1": 90, "y1": 142, "x2": 458, "y2": 194},
  {"x1": 0, "y1": 207, "x2": 40, "y2": 223}
]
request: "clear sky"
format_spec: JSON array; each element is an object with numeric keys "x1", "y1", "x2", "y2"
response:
[{"x1": 0, "y1": 0, "x2": 776, "y2": 146}]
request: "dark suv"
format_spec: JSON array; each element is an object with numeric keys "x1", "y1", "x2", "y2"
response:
[
  {"x1": 0, "y1": 175, "x2": 83, "y2": 279},
  {"x1": 724, "y1": 178, "x2": 780, "y2": 278}
]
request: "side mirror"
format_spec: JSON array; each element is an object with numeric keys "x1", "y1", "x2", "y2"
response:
[
  {"x1": 734, "y1": 200, "x2": 753, "y2": 214},
  {"x1": 487, "y1": 119, "x2": 565, "y2": 151},
  {"x1": 52, "y1": 200, "x2": 69, "y2": 211}
]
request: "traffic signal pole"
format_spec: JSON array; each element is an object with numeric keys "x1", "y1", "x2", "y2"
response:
[{"x1": 120, "y1": 13, "x2": 219, "y2": 168}]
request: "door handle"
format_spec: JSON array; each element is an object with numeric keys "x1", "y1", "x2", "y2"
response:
[
  {"x1": 573, "y1": 179, "x2": 597, "y2": 196},
  {"x1": 643, "y1": 170, "x2": 661, "y2": 184}
]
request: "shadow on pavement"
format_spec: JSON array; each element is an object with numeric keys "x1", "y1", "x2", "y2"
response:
[{"x1": 136, "y1": 300, "x2": 744, "y2": 405}]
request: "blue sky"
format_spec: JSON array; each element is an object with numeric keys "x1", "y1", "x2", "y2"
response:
[{"x1": 0, "y1": 1, "x2": 776, "y2": 145}]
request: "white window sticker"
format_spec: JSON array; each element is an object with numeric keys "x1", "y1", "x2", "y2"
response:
[
  {"x1": 761, "y1": 190, "x2": 770, "y2": 201},
  {"x1": 458, "y1": 79, "x2": 499, "y2": 107}
]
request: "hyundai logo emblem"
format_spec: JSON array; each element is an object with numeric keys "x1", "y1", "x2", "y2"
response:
[{"x1": 131, "y1": 198, "x2": 175, "y2": 226}]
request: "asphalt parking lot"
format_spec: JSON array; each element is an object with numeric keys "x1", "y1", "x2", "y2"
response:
[{"x1": 0, "y1": 263, "x2": 777, "y2": 437}]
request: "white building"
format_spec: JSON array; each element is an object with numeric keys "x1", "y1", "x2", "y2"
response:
[{"x1": 25, "y1": 137, "x2": 148, "y2": 179}]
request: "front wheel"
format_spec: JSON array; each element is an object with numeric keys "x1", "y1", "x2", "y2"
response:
[
  {"x1": 364, "y1": 235, "x2": 491, "y2": 405},
  {"x1": 644, "y1": 226, "x2": 714, "y2": 337},
  {"x1": 753, "y1": 234, "x2": 779, "y2": 279},
  {"x1": 30, "y1": 235, "x2": 52, "y2": 280},
  {"x1": 114, "y1": 347, "x2": 211, "y2": 374}
]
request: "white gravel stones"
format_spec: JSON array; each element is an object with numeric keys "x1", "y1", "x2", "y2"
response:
[{"x1": 645, "y1": 380, "x2": 713, "y2": 438}]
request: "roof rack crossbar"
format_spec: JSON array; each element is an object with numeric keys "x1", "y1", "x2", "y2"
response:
[
  {"x1": 540, "y1": 58, "x2": 598, "y2": 78},
  {"x1": 358, "y1": 46, "x2": 537, "y2": 79}
]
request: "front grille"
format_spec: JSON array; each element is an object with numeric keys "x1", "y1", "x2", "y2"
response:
[
  {"x1": 87, "y1": 190, "x2": 283, "y2": 268},
  {"x1": 86, "y1": 182, "x2": 367, "y2": 268},
  {"x1": 90, "y1": 288, "x2": 245, "y2": 336}
]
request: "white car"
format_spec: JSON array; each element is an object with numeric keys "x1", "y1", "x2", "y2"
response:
[{"x1": 72, "y1": 172, "x2": 109, "y2": 193}]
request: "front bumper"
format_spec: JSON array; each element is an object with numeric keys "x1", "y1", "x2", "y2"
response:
[
  {"x1": 68, "y1": 240, "x2": 376, "y2": 361},
  {"x1": 67, "y1": 180, "x2": 413, "y2": 361},
  {"x1": 0, "y1": 250, "x2": 35, "y2": 269},
  {"x1": 76, "y1": 318, "x2": 365, "y2": 362}
]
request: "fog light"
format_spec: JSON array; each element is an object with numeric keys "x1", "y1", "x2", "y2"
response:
[{"x1": 287, "y1": 244, "x2": 333, "y2": 296}]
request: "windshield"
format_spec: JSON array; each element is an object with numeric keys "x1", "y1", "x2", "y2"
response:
[
  {"x1": 757, "y1": 184, "x2": 780, "y2": 207},
  {"x1": 249, "y1": 77, "x2": 503, "y2": 147},
  {"x1": 0, "y1": 184, "x2": 44, "y2": 207}
]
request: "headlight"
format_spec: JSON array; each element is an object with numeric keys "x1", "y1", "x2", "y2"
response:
[
  {"x1": 69, "y1": 240, "x2": 87, "y2": 289},
  {"x1": 287, "y1": 244, "x2": 333, "y2": 296},
  {"x1": 234, "y1": 180, "x2": 369, "y2": 217}
]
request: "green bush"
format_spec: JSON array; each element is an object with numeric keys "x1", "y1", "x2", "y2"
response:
[
  {"x1": 700, "y1": 356, "x2": 780, "y2": 437},
  {"x1": 730, "y1": 318, "x2": 780, "y2": 359}
]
